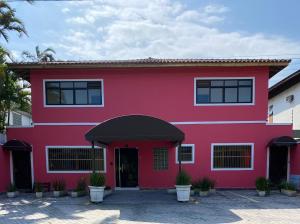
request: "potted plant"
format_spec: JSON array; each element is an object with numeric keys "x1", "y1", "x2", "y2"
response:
[
  {"x1": 175, "y1": 170, "x2": 191, "y2": 202},
  {"x1": 199, "y1": 178, "x2": 210, "y2": 196},
  {"x1": 52, "y1": 180, "x2": 65, "y2": 197},
  {"x1": 71, "y1": 178, "x2": 86, "y2": 197},
  {"x1": 209, "y1": 178, "x2": 216, "y2": 193},
  {"x1": 255, "y1": 177, "x2": 269, "y2": 197},
  {"x1": 281, "y1": 181, "x2": 297, "y2": 197},
  {"x1": 35, "y1": 182, "x2": 44, "y2": 198},
  {"x1": 6, "y1": 183, "x2": 17, "y2": 198},
  {"x1": 89, "y1": 173, "x2": 105, "y2": 203}
]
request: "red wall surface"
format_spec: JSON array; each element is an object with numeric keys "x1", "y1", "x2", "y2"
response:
[
  {"x1": 0, "y1": 146, "x2": 11, "y2": 192},
  {"x1": 4, "y1": 65, "x2": 296, "y2": 191},
  {"x1": 7, "y1": 123, "x2": 292, "y2": 190}
]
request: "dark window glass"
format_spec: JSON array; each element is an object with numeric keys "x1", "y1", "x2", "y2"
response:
[
  {"x1": 75, "y1": 90, "x2": 88, "y2": 104},
  {"x1": 196, "y1": 88, "x2": 210, "y2": 103},
  {"x1": 178, "y1": 146, "x2": 193, "y2": 162},
  {"x1": 196, "y1": 79, "x2": 252, "y2": 104},
  {"x1": 211, "y1": 88, "x2": 223, "y2": 103},
  {"x1": 47, "y1": 89, "x2": 60, "y2": 104},
  {"x1": 225, "y1": 88, "x2": 237, "y2": 103},
  {"x1": 153, "y1": 148, "x2": 168, "y2": 170},
  {"x1": 61, "y1": 89, "x2": 74, "y2": 104},
  {"x1": 45, "y1": 80, "x2": 102, "y2": 105},
  {"x1": 239, "y1": 87, "x2": 252, "y2": 102}
]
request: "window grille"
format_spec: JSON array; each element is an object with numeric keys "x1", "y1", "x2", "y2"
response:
[
  {"x1": 47, "y1": 147, "x2": 104, "y2": 171},
  {"x1": 153, "y1": 148, "x2": 168, "y2": 170},
  {"x1": 177, "y1": 145, "x2": 194, "y2": 163}
]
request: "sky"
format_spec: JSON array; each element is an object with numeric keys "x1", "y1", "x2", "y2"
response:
[{"x1": 4, "y1": 0, "x2": 300, "y2": 86}]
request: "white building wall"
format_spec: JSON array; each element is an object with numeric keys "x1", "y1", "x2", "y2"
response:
[{"x1": 269, "y1": 82, "x2": 300, "y2": 129}]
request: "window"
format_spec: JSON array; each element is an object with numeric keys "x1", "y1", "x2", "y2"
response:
[
  {"x1": 195, "y1": 78, "x2": 253, "y2": 105},
  {"x1": 176, "y1": 144, "x2": 195, "y2": 164},
  {"x1": 153, "y1": 148, "x2": 168, "y2": 170},
  {"x1": 212, "y1": 144, "x2": 253, "y2": 170},
  {"x1": 12, "y1": 112, "x2": 22, "y2": 126},
  {"x1": 47, "y1": 147, "x2": 105, "y2": 172},
  {"x1": 45, "y1": 80, "x2": 103, "y2": 106}
]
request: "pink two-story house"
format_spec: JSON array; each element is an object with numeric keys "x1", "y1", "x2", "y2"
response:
[{"x1": 1, "y1": 58, "x2": 299, "y2": 192}]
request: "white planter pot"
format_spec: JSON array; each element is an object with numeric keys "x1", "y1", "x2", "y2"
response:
[
  {"x1": 257, "y1": 190, "x2": 266, "y2": 197},
  {"x1": 209, "y1": 188, "x2": 216, "y2": 194},
  {"x1": 89, "y1": 186, "x2": 105, "y2": 203},
  {"x1": 53, "y1": 191, "x2": 64, "y2": 197},
  {"x1": 7, "y1": 191, "x2": 17, "y2": 198},
  {"x1": 71, "y1": 191, "x2": 85, "y2": 197},
  {"x1": 282, "y1": 189, "x2": 297, "y2": 197},
  {"x1": 199, "y1": 190, "x2": 209, "y2": 197},
  {"x1": 36, "y1": 192, "x2": 43, "y2": 198},
  {"x1": 175, "y1": 185, "x2": 191, "y2": 202}
]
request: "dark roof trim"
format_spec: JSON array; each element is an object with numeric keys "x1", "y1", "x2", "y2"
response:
[
  {"x1": 85, "y1": 115, "x2": 185, "y2": 145},
  {"x1": 269, "y1": 69, "x2": 300, "y2": 99},
  {"x1": 8, "y1": 58, "x2": 290, "y2": 81},
  {"x1": 2, "y1": 139, "x2": 32, "y2": 151},
  {"x1": 268, "y1": 136, "x2": 298, "y2": 147}
]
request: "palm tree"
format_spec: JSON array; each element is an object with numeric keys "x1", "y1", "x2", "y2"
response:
[
  {"x1": 0, "y1": 1, "x2": 27, "y2": 42},
  {"x1": 22, "y1": 46, "x2": 56, "y2": 62}
]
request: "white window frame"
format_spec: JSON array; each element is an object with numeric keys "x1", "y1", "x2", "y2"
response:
[
  {"x1": 45, "y1": 146, "x2": 106, "y2": 173},
  {"x1": 43, "y1": 79, "x2": 104, "y2": 108},
  {"x1": 194, "y1": 77, "x2": 255, "y2": 106},
  {"x1": 211, "y1": 143, "x2": 254, "y2": 171},
  {"x1": 176, "y1": 144, "x2": 195, "y2": 164}
]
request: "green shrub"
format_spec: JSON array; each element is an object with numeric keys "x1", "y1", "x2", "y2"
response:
[
  {"x1": 76, "y1": 177, "x2": 87, "y2": 192},
  {"x1": 176, "y1": 170, "x2": 191, "y2": 185},
  {"x1": 6, "y1": 183, "x2": 16, "y2": 192},
  {"x1": 281, "y1": 181, "x2": 296, "y2": 191},
  {"x1": 34, "y1": 182, "x2": 43, "y2": 192},
  {"x1": 255, "y1": 177, "x2": 269, "y2": 191},
  {"x1": 199, "y1": 178, "x2": 211, "y2": 191},
  {"x1": 52, "y1": 180, "x2": 65, "y2": 191},
  {"x1": 90, "y1": 173, "x2": 105, "y2": 186}
]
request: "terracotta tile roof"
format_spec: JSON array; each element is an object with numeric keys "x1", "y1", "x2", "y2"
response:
[
  {"x1": 8, "y1": 58, "x2": 291, "y2": 80},
  {"x1": 9, "y1": 57, "x2": 291, "y2": 65}
]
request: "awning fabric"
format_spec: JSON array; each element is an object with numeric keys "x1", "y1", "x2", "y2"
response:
[
  {"x1": 268, "y1": 136, "x2": 298, "y2": 147},
  {"x1": 2, "y1": 139, "x2": 32, "y2": 151},
  {"x1": 85, "y1": 115, "x2": 185, "y2": 145}
]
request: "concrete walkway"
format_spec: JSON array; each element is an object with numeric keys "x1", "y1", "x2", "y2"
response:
[{"x1": 1, "y1": 190, "x2": 300, "y2": 223}]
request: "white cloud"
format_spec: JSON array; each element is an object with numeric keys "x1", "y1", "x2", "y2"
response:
[
  {"x1": 61, "y1": 8, "x2": 70, "y2": 13},
  {"x1": 50, "y1": 0, "x2": 300, "y2": 60}
]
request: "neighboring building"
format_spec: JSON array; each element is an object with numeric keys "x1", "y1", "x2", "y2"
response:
[
  {"x1": 1, "y1": 58, "x2": 299, "y2": 192},
  {"x1": 7, "y1": 110, "x2": 32, "y2": 127},
  {"x1": 269, "y1": 69, "x2": 300, "y2": 130}
]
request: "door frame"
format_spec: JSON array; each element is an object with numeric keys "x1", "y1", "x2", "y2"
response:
[
  {"x1": 114, "y1": 147, "x2": 139, "y2": 190},
  {"x1": 10, "y1": 149, "x2": 34, "y2": 189},
  {"x1": 266, "y1": 146, "x2": 290, "y2": 182}
]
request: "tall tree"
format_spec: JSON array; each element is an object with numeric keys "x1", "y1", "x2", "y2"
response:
[
  {"x1": 0, "y1": 1, "x2": 27, "y2": 42},
  {"x1": 22, "y1": 46, "x2": 56, "y2": 62}
]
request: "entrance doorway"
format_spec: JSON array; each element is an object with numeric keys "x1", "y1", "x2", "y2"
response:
[
  {"x1": 12, "y1": 151, "x2": 32, "y2": 190},
  {"x1": 115, "y1": 148, "x2": 138, "y2": 188},
  {"x1": 269, "y1": 146, "x2": 288, "y2": 185}
]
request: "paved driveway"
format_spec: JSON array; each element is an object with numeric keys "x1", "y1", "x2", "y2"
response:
[{"x1": 1, "y1": 190, "x2": 300, "y2": 223}]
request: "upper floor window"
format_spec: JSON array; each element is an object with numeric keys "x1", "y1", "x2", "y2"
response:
[
  {"x1": 45, "y1": 80, "x2": 103, "y2": 106},
  {"x1": 195, "y1": 78, "x2": 253, "y2": 105}
]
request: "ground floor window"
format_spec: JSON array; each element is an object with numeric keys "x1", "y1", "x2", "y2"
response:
[
  {"x1": 153, "y1": 148, "x2": 168, "y2": 170},
  {"x1": 46, "y1": 146, "x2": 105, "y2": 172},
  {"x1": 176, "y1": 144, "x2": 195, "y2": 164},
  {"x1": 212, "y1": 144, "x2": 253, "y2": 170}
]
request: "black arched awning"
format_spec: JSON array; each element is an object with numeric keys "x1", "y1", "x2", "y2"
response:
[
  {"x1": 268, "y1": 136, "x2": 298, "y2": 147},
  {"x1": 85, "y1": 115, "x2": 185, "y2": 145},
  {"x1": 2, "y1": 139, "x2": 32, "y2": 151}
]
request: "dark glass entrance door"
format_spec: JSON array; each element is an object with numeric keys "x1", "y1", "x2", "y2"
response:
[
  {"x1": 12, "y1": 151, "x2": 32, "y2": 190},
  {"x1": 269, "y1": 146, "x2": 288, "y2": 185},
  {"x1": 115, "y1": 148, "x2": 138, "y2": 187}
]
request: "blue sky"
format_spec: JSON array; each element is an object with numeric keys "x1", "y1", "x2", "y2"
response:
[{"x1": 5, "y1": 0, "x2": 300, "y2": 86}]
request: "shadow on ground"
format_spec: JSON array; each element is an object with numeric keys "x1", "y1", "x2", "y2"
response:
[{"x1": 1, "y1": 190, "x2": 300, "y2": 224}]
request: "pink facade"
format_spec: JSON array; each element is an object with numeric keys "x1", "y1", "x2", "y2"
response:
[
  {"x1": 0, "y1": 147, "x2": 11, "y2": 192},
  {"x1": 3, "y1": 61, "x2": 299, "y2": 191}
]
